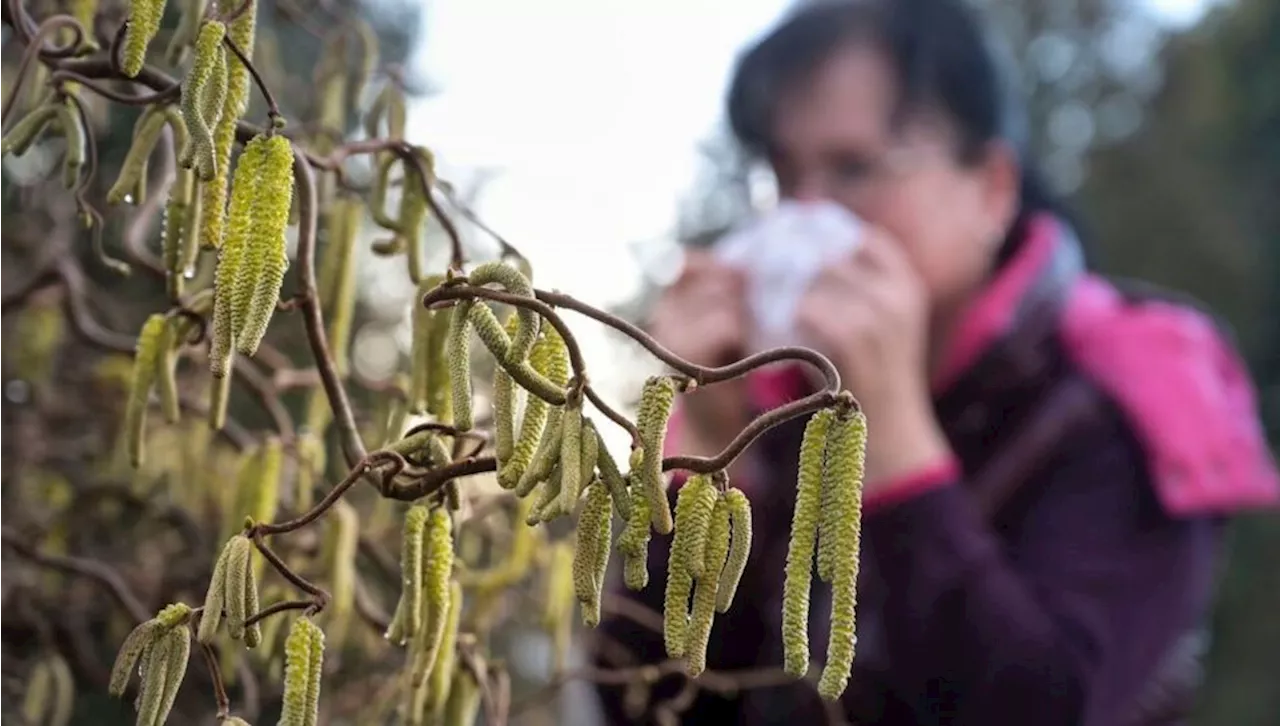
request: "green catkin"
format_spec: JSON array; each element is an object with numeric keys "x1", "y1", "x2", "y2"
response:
[
  {"x1": 322, "y1": 199, "x2": 361, "y2": 377},
  {"x1": 135, "y1": 634, "x2": 172, "y2": 726},
  {"x1": 528, "y1": 464, "x2": 563, "y2": 524},
  {"x1": 623, "y1": 554, "x2": 649, "y2": 591},
  {"x1": 576, "y1": 418, "x2": 601, "y2": 512},
  {"x1": 617, "y1": 481, "x2": 651, "y2": 558},
  {"x1": 209, "y1": 367, "x2": 233, "y2": 430},
  {"x1": 398, "y1": 153, "x2": 431, "y2": 282},
  {"x1": 816, "y1": 427, "x2": 840, "y2": 584},
  {"x1": 467, "y1": 303, "x2": 562, "y2": 403},
  {"x1": 516, "y1": 411, "x2": 562, "y2": 498},
  {"x1": 110, "y1": 620, "x2": 163, "y2": 695},
  {"x1": 1, "y1": 103, "x2": 59, "y2": 157},
  {"x1": 679, "y1": 475, "x2": 720, "y2": 580},
  {"x1": 279, "y1": 618, "x2": 318, "y2": 726},
  {"x1": 442, "y1": 664, "x2": 482, "y2": 726},
  {"x1": 467, "y1": 261, "x2": 540, "y2": 359},
  {"x1": 782, "y1": 408, "x2": 834, "y2": 677},
  {"x1": 108, "y1": 105, "x2": 168, "y2": 204},
  {"x1": 154, "y1": 317, "x2": 181, "y2": 423},
  {"x1": 686, "y1": 494, "x2": 732, "y2": 677},
  {"x1": 500, "y1": 324, "x2": 570, "y2": 488},
  {"x1": 493, "y1": 313, "x2": 520, "y2": 464},
  {"x1": 125, "y1": 315, "x2": 167, "y2": 468},
  {"x1": 22, "y1": 659, "x2": 51, "y2": 726},
  {"x1": 236, "y1": 135, "x2": 295, "y2": 356},
  {"x1": 162, "y1": 168, "x2": 197, "y2": 298},
  {"x1": 816, "y1": 409, "x2": 867, "y2": 701},
  {"x1": 165, "y1": 0, "x2": 207, "y2": 65},
  {"x1": 322, "y1": 500, "x2": 359, "y2": 653},
  {"x1": 121, "y1": 0, "x2": 166, "y2": 77},
  {"x1": 664, "y1": 477, "x2": 710, "y2": 658},
  {"x1": 591, "y1": 422, "x2": 632, "y2": 520},
  {"x1": 224, "y1": 535, "x2": 253, "y2": 640},
  {"x1": 636, "y1": 376, "x2": 678, "y2": 534},
  {"x1": 390, "y1": 505, "x2": 430, "y2": 644},
  {"x1": 717, "y1": 488, "x2": 753, "y2": 613},
  {"x1": 179, "y1": 21, "x2": 226, "y2": 181},
  {"x1": 198, "y1": 536, "x2": 232, "y2": 643},
  {"x1": 558, "y1": 398, "x2": 584, "y2": 515},
  {"x1": 573, "y1": 479, "x2": 612, "y2": 626},
  {"x1": 155, "y1": 627, "x2": 192, "y2": 726},
  {"x1": 210, "y1": 136, "x2": 264, "y2": 376},
  {"x1": 425, "y1": 580, "x2": 463, "y2": 716},
  {"x1": 368, "y1": 153, "x2": 403, "y2": 232},
  {"x1": 221, "y1": 718, "x2": 252, "y2": 726},
  {"x1": 447, "y1": 302, "x2": 475, "y2": 430},
  {"x1": 244, "y1": 555, "x2": 262, "y2": 648},
  {"x1": 56, "y1": 96, "x2": 84, "y2": 189},
  {"x1": 408, "y1": 276, "x2": 440, "y2": 414}
]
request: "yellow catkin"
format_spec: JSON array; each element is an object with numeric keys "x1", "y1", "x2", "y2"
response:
[
  {"x1": 412, "y1": 509, "x2": 454, "y2": 686},
  {"x1": 162, "y1": 168, "x2": 196, "y2": 298},
  {"x1": 500, "y1": 324, "x2": 569, "y2": 488},
  {"x1": 279, "y1": 617, "x2": 318, "y2": 726},
  {"x1": 493, "y1": 313, "x2": 520, "y2": 464},
  {"x1": 210, "y1": 136, "x2": 264, "y2": 376},
  {"x1": 558, "y1": 398, "x2": 584, "y2": 514},
  {"x1": 179, "y1": 21, "x2": 225, "y2": 181},
  {"x1": 617, "y1": 481, "x2": 651, "y2": 579},
  {"x1": 816, "y1": 409, "x2": 867, "y2": 701},
  {"x1": 236, "y1": 134, "x2": 295, "y2": 356},
  {"x1": 782, "y1": 408, "x2": 834, "y2": 677},
  {"x1": 408, "y1": 276, "x2": 440, "y2": 414},
  {"x1": 121, "y1": 0, "x2": 165, "y2": 77},
  {"x1": 679, "y1": 475, "x2": 720, "y2": 581},
  {"x1": 528, "y1": 465, "x2": 563, "y2": 524},
  {"x1": 39, "y1": 655, "x2": 73, "y2": 726},
  {"x1": 716, "y1": 487, "x2": 753, "y2": 613},
  {"x1": 108, "y1": 105, "x2": 168, "y2": 204},
  {"x1": 664, "y1": 476, "x2": 712, "y2": 658},
  {"x1": 244, "y1": 555, "x2": 262, "y2": 648},
  {"x1": 22, "y1": 659, "x2": 51, "y2": 726},
  {"x1": 305, "y1": 622, "x2": 325, "y2": 726},
  {"x1": 125, "y1": 314, "x2": 167, "y2": 468},
  {"x1": 686, "y1": 493, "x2": 732, "y2": 676},
  {"x1": 399, "y1": 151, "x2": 433, "y2": 282},
  {"x1": 425, "y1": 580, "x2": 463, "y2": 716},
  {"x1": 197, "y1": 0, "x2": 257, "y2": 250},
  {"x1": 573, "y1": 479, "x2": 613, "y2": 626},
  {"x1": 446, "y1": 302, "x2": 475, "y2": 430},
  {"x1": 636, "y1": 376, "x2": 678, "y2": 534}
]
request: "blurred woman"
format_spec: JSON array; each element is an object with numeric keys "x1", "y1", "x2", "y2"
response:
[{"x1": 592, "y1": 1, "x2": 1279, "y2": 724}]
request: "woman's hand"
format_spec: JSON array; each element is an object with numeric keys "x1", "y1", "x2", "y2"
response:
[
  {"x1": 645, "y1": 250, "x2": 753, "y2": 455},
  {"x1": 794, "y1": 229, "x2": 953, "y2": 485}
]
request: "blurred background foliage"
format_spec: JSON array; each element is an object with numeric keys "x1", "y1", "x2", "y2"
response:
[{"x1": 3, "y1": 0, "x2": 1277, "y2": 723}]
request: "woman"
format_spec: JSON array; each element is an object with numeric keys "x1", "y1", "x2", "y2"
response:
[{"x1": 592, "y1": 1, "x2": 1279, "y2": 725}]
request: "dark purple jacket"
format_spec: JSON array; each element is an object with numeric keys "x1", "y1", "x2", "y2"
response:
[{"x1": 592, "y1": 217, "x2": 1280, "y2": 726}]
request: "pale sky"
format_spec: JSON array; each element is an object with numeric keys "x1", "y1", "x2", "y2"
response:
[{"x1": 400, "y1": 0, "x2": 1215, "y2": 446}]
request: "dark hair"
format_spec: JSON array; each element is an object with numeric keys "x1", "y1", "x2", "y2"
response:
[{"x1": 726, "y1": 0, "x2": 1079, "y2": 265}]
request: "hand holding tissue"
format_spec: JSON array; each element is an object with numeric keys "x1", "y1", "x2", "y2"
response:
[{"x1": 713, "y1": 200, "x2": 864, "y2": 353}]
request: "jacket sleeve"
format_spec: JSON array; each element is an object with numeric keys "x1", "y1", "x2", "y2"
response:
[{"x1": 857, "y1": 401, "x2": 1224, "y2": 726}]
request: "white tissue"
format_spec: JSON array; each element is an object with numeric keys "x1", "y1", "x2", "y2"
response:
[{"x1": 713, "y1": 200, "x2": 864, "y2": 353}]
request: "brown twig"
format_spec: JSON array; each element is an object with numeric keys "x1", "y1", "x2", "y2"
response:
[
  {"x1": 254, "y1": 451, "x2": 405, "y2": 536},
  {"x1": 0, "y1": 527, "x2": 149, "y2": 623},
  {"x1": 243, "y1": 598, "x2": 314, "y2": 628},
  {"x1": 197, "y1": 639, "x2": 232, "y2": 718}
]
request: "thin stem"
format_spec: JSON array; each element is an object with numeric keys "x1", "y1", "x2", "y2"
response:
[
  {"x1": 51, "y1": 69, "x2": 180, "y2": 105},
  {"x1": 584, "y1": 385, "x2": 642, "y2": 447},
  {"x1": 292, "y1": 148, "x2": 367, "y2": 466},
  {"x1": 255, "y1": 451, "x2": 404, "y2": 536},
  {"x1": 196, "y1": 639, "x2": 232, "y2": 718},
  {"x1": 250, "y1": 532, "x2": 329, "y2": 607},
  {"x1": 662, "y1": 391, "x2": 840, "y2": 474},
  {"x1": 223, "y1": 35, "x2": 280, "y2": 122},
  {"x1": 2, "y1": 15, "x2": 82, "y2": 128},
  {"x1": 243, "y1": 599, "x2": 313, "y2": 628}
]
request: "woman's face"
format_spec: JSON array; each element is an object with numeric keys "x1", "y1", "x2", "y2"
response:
[{"x1": 769, "y1": 44, "x2": 1019, "y2": 315}]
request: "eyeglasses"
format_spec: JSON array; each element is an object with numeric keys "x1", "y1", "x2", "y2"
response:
[{"x1": 774, "y1": 136, "x2": 939, "y2": 205}]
